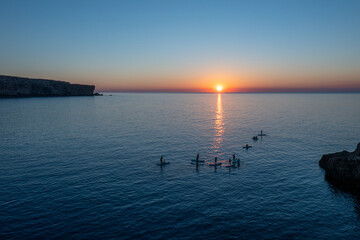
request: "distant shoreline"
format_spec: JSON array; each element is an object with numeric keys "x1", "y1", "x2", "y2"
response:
[{"x1": 0, "y1": 75, "x2": 95, "y2": 98}]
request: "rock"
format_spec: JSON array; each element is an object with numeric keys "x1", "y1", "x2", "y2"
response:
[
  {"x1": 0, "y1": 75, "x2": 95, "y2": 97},
  {"x1": 319, "y1": 143, "x2": 360, "y2": 184},
  {"x1": 93, "y1": 92, "x2": 103, "y2": 96}
]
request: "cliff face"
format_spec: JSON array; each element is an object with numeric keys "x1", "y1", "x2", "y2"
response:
[
  {"x1": 0, "y1": 75, "x2": 95, "y2": 97},
  {"x1": 319, "y1": 143, "x2": 360, "y2": 184}
]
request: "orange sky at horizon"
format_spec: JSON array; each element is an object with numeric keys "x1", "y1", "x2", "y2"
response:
[
  {"x1": 5, "y1": 68, "x2": 359, "y2": 93},
  {"x1": 90, "y1": 71, "x2": 360, "y2": 92}
]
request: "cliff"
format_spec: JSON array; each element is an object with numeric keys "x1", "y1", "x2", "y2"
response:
[
  {"x1": 319, "y1": 143, "x2": 360, "y2": 184},
  {"x1": 0, "y1": 75, "x2": 95, "y2": 97}
]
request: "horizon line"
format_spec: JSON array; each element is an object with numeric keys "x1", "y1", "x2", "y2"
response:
[
  {"x1": 98, "y1": 90, "x2": 360, "y2": 94},
  {"x1": 2, "y1": 74, "x2": 360, "y2": 93},
  {"x1": 97, "y1": 88, "x2": 360, "y2": 93}
]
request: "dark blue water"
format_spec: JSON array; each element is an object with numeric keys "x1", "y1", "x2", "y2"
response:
[{"x1": 1, "y1": 93, "x2": 360, "y2": 239}]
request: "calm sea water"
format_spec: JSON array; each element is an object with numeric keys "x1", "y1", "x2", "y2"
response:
[{"x1": 1, "y1": 93, "x2": 360, "y2": 239}]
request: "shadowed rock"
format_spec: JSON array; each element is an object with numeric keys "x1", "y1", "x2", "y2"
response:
[
  {"x1": 319, "y1": 143, "x2": 360, "y2": 184},
  {"x1": 325, "y1": 174, "x2": 360, "y2": 218},
  {"x1": 0, "y1": 75, "x2": 95, "y2": 97}
]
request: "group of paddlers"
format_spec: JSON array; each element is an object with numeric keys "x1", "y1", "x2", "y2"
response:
[{"x1": 158, "y1": 130, "x2": 267, "y2": 166}]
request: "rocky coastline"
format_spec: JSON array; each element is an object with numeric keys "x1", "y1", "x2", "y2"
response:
[
  {"x1": 319, "y1": 143, "x2": 360, "y2": 184},
  {"x1": 0, "y1": 75, "x2": 95, "y2": 97}
]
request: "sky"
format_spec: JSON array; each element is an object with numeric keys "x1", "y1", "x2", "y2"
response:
[{"x1": 0, "y1": 0, "x2": 359, "y2": 92}]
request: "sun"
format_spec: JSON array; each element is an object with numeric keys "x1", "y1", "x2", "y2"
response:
[{"x1": 217, "y1": 85, "x2": 223, "y2": 92}]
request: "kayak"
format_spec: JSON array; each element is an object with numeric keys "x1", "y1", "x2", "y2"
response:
[
  {"x1": 191, "y1": 159, "x2": 205, "y2": 162},
  {"x1": 243, "y1": 146, "x2": 252, "y2": 149},
  {"x1": 191, "y1": 162, "x2": 204, "y2": 165},
  {"x1": 157, "y1": 162, "x2": 170, "y2": 166}
]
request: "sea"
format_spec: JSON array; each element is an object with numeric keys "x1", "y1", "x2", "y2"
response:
[{"x1": 1, "y1": 93, "x2": 360, "y2": 239}]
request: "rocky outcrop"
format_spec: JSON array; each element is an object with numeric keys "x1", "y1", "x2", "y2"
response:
[
  {"x1": 0, "y1": 75, "x2": 95, "y2": 97},
  {"x1": 319, "y1": 143, "x2": 360, "y2": 184}
]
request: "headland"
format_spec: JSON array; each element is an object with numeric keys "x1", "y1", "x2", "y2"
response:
[{"x1": 0, "y1": 75, "x2": 95, "y2": 97}]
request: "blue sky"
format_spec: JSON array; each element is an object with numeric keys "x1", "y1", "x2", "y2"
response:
[{"x1": 0, "y1": 0, "x2": 359, "y2": 91}]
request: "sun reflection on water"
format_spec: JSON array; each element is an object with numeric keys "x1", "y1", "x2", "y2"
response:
[{"x1": 213, "y1": 93, "x2": 224, "y2": 151}]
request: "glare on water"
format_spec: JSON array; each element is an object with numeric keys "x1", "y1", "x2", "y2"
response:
[{"x1": 213, "y1": 93, "x2": 224, "y2": 152}]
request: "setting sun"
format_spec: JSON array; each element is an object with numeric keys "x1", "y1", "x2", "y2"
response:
[{"x1": 217, "y1": 85, "x2": 223, "y2": 92}]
